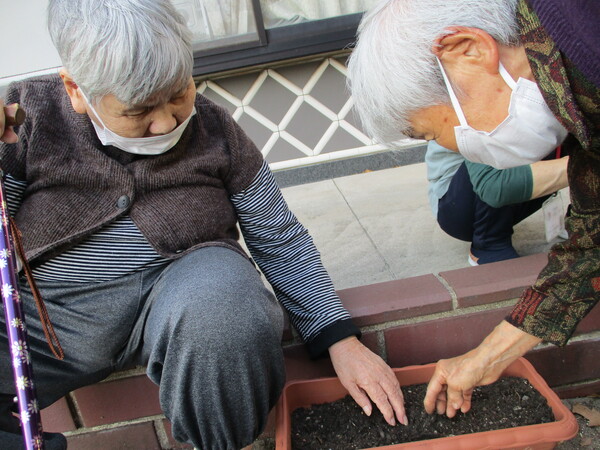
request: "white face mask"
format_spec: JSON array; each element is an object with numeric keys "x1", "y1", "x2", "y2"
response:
[
  {"x1": 81, "y1": 90, "x2": 196, "y2": 155},
  {"x1": 436, "y1": 58, "x2": 568, "y2": 169}
]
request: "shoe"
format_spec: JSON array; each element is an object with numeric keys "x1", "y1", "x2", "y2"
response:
[
  {"x1": 468, "y1": 252, "x2": 479, "y2": 266},
  {"x1": 469, "y1": 246, "x2": 519, "y2": 265},
  {"x1": 0, "y1": 429, "x2": 67, "y2": 450},
  {"x1": 1, "y1": 395, "x2": 67, "y2": 450}
]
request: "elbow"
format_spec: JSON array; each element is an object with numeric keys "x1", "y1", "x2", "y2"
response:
[
  {"x1": 476, "y1": 187, "x2": 510, "y2": 208},
  {"x1": 473, "y1": 183, "x2": 506, "y2": 208},
  {"x1": 472, "y1": 177, "x2": 516, "y2": 208}
]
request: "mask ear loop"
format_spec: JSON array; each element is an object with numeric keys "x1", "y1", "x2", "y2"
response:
[
  {"x1": 79, "y1": 88, "x2": 109, "y2": 130},
  {"x1": 497, "y1": 62, "x2": 517, "y2": 89},
  {"x1": 436, "y1": 57, "x2": 468, "y2": 126}
]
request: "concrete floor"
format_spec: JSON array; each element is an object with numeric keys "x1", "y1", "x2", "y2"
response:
[
  {"x1": 253, "y1": 161, "x2": 585, "y2": 450},
  {"x1": 43, "y1": 160, "x2": 579, "y2": 450},
  {"x1": 279, "y1": 162, "x2": 569, "y2": 290}
]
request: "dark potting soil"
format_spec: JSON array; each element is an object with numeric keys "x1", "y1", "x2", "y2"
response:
[{"x1": 291, "y1": 377, "x2": 555, "y2": 449}]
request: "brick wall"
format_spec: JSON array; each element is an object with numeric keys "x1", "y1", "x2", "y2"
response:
[{"x1": 39, "y1": 252, "x2": 600, "y2": 448}]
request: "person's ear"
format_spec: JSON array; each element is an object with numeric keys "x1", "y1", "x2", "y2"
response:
[
  {"x1": 432, "y1": 26, "x2": 500, "y2": 76},
  {"x1": 59, "y1": 69, "x2": 87, "y2": 114}
]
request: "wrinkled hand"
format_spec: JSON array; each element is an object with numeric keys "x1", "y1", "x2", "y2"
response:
[
  {"x1": 424, "y1": 321, "x2": 542, "y2": 418},
  {"x1": 1, "y1": 100, "x2": 20, "y2": 144},
  {"x1": 423, "y1": 351, "x2": 497, "y2": 418},
  {"x1": 329, "y1": 336, "x2": 407, "y2": 426}
]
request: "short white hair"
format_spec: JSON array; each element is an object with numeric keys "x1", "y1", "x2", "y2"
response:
[
  {"x1": 347, "y1": 0, "x2": 520, "y2": 143},
  {"x1": 48, "y1": 0, "x2": 193, "y2": 106}
]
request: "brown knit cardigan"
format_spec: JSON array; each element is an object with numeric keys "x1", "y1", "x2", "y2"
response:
[{"x1": 0, "y1": 75, "x2": 263, "y2": 265}]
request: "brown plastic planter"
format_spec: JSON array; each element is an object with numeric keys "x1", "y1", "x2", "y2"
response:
[{"x1": 276, "y1": 357, "x2": 578, "y2": 449}]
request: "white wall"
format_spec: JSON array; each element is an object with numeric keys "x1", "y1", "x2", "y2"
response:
[{"x1": 0, "y1": 0, "x2": 61, "y2": 97}]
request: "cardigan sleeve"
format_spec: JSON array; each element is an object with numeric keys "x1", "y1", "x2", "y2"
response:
[
  {"x1": 506, "y1": 0, "x2": 600, "y2": 345},
  {"x1": 230, "y1": 161, "x2": 360, "y2": 358}
]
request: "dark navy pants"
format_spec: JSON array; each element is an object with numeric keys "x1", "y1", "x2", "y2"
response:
[
  {"x1": 437, "y1": 163, "x2": 548, "y2": 264},
  {"x1": 1, "y1": 247, "x2": 285, "y2": 450}
]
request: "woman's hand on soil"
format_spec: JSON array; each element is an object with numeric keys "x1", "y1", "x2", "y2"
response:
[
  {"x1": 423, "y1": 352, "x2": 485, "y2": 418},
  {"x1": 424, "y1": 321, "x2": 542, "y2": 418},
  {"x1": 329, "y1": 336, "x2": 408, "y2": 426}
]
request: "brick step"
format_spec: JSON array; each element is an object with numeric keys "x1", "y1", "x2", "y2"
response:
[{"x1": 37, "y1": 252, "x2": 600, "y2": 448}]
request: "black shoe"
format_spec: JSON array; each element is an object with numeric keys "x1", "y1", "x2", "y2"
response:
[
  {"x1": 1, "y1": 395, "x2": 67, "y2": 449},
  {"x1": 0, "y1": 428, "x2": 67, "y2": 450},
  {"x1": 469, "y1": 245, "x2": 519, "y2": 265}
]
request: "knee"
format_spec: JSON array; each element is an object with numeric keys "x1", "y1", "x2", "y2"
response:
[
  {"x1": 193, "y1": 301, "x2": 283, "y2": 364},
  {"x1": 437, "y1": 212, "x2": 473, "y2": 242},
  {"x1": 152, "y1": 280, "x2": 283, "y2": 373},
  {"x1": 155, "y1": 295, "x2": 285, "y2": 450}
]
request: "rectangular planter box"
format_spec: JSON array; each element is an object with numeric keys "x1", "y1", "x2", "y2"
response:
[{"x1": 276, "y1": 358, "x2": 578, "y2": 449}]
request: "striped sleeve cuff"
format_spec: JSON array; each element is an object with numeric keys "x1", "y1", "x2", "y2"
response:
[{"x1": 305, "y1": 318, "x2": 361, "y2": 359}]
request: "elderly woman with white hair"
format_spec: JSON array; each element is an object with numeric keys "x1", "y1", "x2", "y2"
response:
[
  {"x1": 349, "y1": 0, "x2": 599, "y2": 419},
  {"x1": 0, "y1": 1, "x2": 409, "y2": 448}
]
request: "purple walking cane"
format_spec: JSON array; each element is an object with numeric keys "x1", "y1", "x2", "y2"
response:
[{"x1": 2, "y1": 106, "x2": 64, "y2": 449}]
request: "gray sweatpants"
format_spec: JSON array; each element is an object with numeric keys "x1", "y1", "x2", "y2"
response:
[{"x1": 0, "y1": 246, "x2": 286, "y2": 449}]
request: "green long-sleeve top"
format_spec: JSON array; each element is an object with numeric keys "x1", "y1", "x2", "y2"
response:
[
  {"x1": 425, "y1": 141, "x2": 533, "y2": 215},
  {"x1": 505, "y1": 0, "x2": 600, "y2": 346},
  {"x1": 465, "y1": 161, "x2": 533, "y2": 208}
]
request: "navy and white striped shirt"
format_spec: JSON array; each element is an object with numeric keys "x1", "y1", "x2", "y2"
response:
[
  {"x1": 4, "y1": 161, "x2": 351, "y2": 343},
  {"x1": 231, "y1": 162, "x2": 351, "y2": 341}
]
